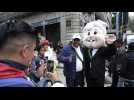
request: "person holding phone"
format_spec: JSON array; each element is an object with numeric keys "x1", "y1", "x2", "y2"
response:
[
  {"x1": 30, "y1": 45, "x2": 64, "y2": 87},
  {"x1": 41, "y1": 40, "x2": 58, "y2": 72}
]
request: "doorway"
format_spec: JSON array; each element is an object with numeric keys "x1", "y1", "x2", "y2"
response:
[{"x1": 45, "y1": 23, "x2": 60, "y2": 49}]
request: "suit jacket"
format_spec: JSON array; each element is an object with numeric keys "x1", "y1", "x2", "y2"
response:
[{"x1": 83, "y1": 44, "x2": 116, "y2": 85}]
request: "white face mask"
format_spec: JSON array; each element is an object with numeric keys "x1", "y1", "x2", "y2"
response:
[
  {"x1": 82, "y1": 20, "x2": 107, "y2": 49},
  {"x1": 81, "y1": 20, "x2": 117, "y2": 49}
]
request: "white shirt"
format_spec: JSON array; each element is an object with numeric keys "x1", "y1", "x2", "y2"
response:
[
  {"x1": 44, "y1": 47, "x2": 54, "y2": 60},
  {"x1": 74, "y1": 46, "x2": 83, "y2": 72},
  {"x1": 44, "y1": 47, "x2": 58, "y2": 70},
  {"x1": 92, "y1": 49, "x2": 98, "y2": 57}
]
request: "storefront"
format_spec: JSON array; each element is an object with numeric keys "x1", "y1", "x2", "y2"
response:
[
  {"x1": 31, "y1": 17, "x2": 61, "y2": 48},
  {"x1": 19, "y1": 12, "x2": 112, "y2": 45}
]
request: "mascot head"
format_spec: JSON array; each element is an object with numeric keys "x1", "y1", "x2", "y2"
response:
[{"x1": 81, "y1": 20, "x2": 116, "y2": 49}]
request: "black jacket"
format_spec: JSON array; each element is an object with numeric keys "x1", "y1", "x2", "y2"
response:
[
  {"x1": 83, "y1": 44, "x2": 116, "y2": 86},
  {"x1": 120, "y1": 50, "x2": 134, "y2": 80},
  {"x1": 110, "y1": 47, "x2": 126, "y2": 73}
]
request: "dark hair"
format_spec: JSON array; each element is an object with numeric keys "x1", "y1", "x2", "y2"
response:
[
  {"x1": 0, "y1": 19, "x2": 37, "y2": 48},
  {"x1": 73, "y1": 38, "x2": 80, "y2": 41},
  {"x1": 49, "y1": 42, "x2": 53, "y2": 48},
  {"x1": 115, "y1": 39, "x2": 123, "y2": 45},
  {"x1": 35, "y1": 60, "x2": 41, "y2": 70},
  {"x1": 35, "y1": 45, "x2": 42, "y2": 52}
]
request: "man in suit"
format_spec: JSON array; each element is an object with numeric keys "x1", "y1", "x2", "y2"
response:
[
  {"x1": 83, "y1": 44, "x2": 116, "y2": 87},
  {"x1": 82, "y1": 20, "x2": 116, "y2": 87}
]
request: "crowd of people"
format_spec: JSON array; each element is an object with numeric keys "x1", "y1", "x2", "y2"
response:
[
  {"x1": 0, "y1": 19, "x2": 134, "y2": 87},
  {"x1": 0, "y1": 19, "x2": 64, "y2": 87}
]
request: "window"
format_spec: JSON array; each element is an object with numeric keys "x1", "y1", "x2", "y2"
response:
[
  {"x1": 112, "y1": 13, "x2": 116, "y2": 29},
  {"x1": 66, "y1": 20, "x2": 71, "y2": 27}
]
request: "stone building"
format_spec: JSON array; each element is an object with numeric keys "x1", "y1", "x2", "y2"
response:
[{"x1": 0, "y1": 12, "x2": 112, "y2": 46}]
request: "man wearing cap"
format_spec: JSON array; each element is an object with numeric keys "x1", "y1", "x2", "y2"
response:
[{"x1": 58, "y1": 34, "x2": 85, "y2": 87}]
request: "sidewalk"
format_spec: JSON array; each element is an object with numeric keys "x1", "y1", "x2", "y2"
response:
[{"x1": 57, "y1": 68, "x2": 66, "y2": 86}]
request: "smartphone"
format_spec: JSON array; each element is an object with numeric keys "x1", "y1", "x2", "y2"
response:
[{"x1": 47, "y1": 60, "x2": 54, "y2": 72}]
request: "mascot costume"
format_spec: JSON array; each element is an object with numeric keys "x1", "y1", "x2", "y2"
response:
[{"x1": 81, "y1": 20, "x2": 117, "y2": 87}]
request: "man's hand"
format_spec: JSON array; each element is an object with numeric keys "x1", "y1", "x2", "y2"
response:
[
  {"x1": 68, "y1": 54, "x2": 73, "y2": 63},
  {"x1": 105, "y1": 34, "x2": 116, "y2": 45},
  {"x1": 47, "y1": 71, "x2": 65, "y2": 87},
  {"x1": 47, "y1": 71, "x2": 60, "y2": 81}
]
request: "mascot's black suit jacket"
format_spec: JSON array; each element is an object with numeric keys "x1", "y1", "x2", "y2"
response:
[{"x1": 83, "y1": 44, "x2": 116, "y2": 87}]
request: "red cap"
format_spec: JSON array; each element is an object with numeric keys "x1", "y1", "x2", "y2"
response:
[{"x1": 42, "y1": 40, "x2": 49, "y2": 45}]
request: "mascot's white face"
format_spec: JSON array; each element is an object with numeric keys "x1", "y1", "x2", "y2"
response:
[{"x1": 81, "y1": 20, "x2": 116, "y2": 49}]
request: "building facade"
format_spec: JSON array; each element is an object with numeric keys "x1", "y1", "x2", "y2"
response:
[
  {"x1": 111, "y1": 12, "x2": 128, "y2": 40},
  {"x1": 0, "y1": 12, "x2": 112, "y2": 46}
]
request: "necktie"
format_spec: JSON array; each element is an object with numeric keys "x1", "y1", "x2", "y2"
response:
[
  {"x1": 89, "y1": 49, "x2": 92, "y2": 59},
  {"x1": 89, "y1": 49, "x2": 93, "y2": 69}
]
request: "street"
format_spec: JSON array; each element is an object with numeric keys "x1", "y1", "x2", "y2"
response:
[{"x1": 57, "y1": 67, "x2": 112, "y2": 87}]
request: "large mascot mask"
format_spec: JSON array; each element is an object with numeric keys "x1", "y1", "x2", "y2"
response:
[{"x1": 82, "y1": 20, "x2": 116, "y2": 49}]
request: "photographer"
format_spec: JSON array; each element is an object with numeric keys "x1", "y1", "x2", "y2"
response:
[
  {"x1": 28, "y1": 64, "x2": 64, "y2": 87},
  {"x1": 41, "y1": 39, "x2": 58, "y2": 71},
  {"x1": 30, "y1": 45, "x2": 64, "y2": 87},
  {"x1": 29, "y1": 61, "x2": 65, "y2": 87}
]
